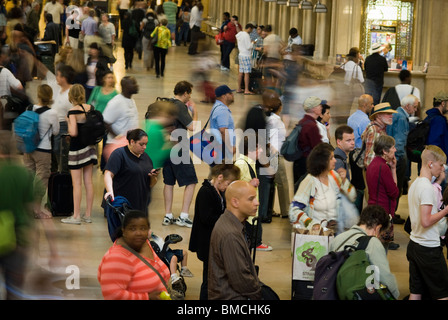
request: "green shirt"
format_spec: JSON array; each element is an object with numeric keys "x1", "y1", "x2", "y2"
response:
[
  {"x1": 162, "y1": 1, "x2": 178, "y2": 24},
  {"x1": 0, "y1": 160, "x2": 36, "y2": 247},
  {"x1": 144, "y1": 119, "x2": 173, "y2": 169},
  {"x1": 87, "y1": 86, "x2": 119, "y2": 113}
]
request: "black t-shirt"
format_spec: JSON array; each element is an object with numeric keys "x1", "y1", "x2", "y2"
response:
[
  {"x1": 172, "y1": 98, "x2": 193, "y2": 130},
  {"x1": 105, "y1": 146, "x2": 154, "y2": 214},
  {"x1": 364, "y1": 53, "x2": 388, "y2": 86}
]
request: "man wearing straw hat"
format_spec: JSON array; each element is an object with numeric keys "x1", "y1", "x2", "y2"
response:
[
  {"x1": 361, "y1": 102, "x2": 397, "y2": 168},
  {"x1": 364, "y1": 43, "x2": 389, "y2": 105}
]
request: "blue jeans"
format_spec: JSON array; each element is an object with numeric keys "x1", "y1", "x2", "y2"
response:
[
  {"x1": 221, "y1": 40, "x2": 235, "y2": 69},
  {"x1": 178, "y1": 22, "x2": 189, "y2": 43}
]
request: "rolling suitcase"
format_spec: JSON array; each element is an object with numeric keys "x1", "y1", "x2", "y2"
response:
[{"x1": 47, "y1": 134, "x2": 73, "y2": 216}]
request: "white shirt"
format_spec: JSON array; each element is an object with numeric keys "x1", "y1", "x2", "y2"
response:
[
  {"x1": 408, "y1": 177, "x2": 441, "y2": 247},
  {"x1": 266, "y1": 113, "x2": 286, "y2": 152},
  {"x1": 45, "y1": 71, "x2": 72, "y2": 122},
  {"x1": 32, "y1": 105, "x2": 60, "y2": 150},
  {"x1": 395, "y1": 84, "x2": 421, "y2": 102},
  {"x1": 102, "y1": 94, "x2": 139, "y2": 143},
  {"x1": 312, "y1": 176, "x2": 338, "y2": 222},
  {"x1": 189, "y1": 5, "x2": 202, "y2": 29},
  {"x1": 343, "y1": 60, "x2": 364, "y2": 86},
  {"x1": 236, "y1": 31, "x2": 253, "y2": 57},
  {"x1": 44, "y1": 1, "x2": 64, "y2": 24},
  {"x1": 0, "y1": 66, "x2": 22, "y2": 96},
  {"x1": 118, "y1": 0, "x2": 130, "y2": 10},
  {"x1": 316, "y1": 120, "x2": 329, "y2": 143}
]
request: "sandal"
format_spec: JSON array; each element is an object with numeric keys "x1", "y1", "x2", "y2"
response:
[{"x1": 34, "y1": 211, "x2": 52, "y2": 219}]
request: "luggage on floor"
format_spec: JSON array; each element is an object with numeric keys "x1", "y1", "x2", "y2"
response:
[
  {"x1": 47, "y1": 171, "x2": 73, "y2": 216},
  {"x1": 47, "y1": 134, "x2": 73, "y2": 216}
]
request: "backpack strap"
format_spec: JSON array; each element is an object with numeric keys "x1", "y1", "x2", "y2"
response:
[
  {"x1": 35, "y1": 106, "x2": 50, "y2": 114},
  {"x1": 355, "y1": 235, "x2": 373, "y2": 251},
  {"x1": 335, "y1": 232, "x2": 365, "y2": 252},
  {"x1": 242, "y1": 159, "x2": 256, "y2": 180}
]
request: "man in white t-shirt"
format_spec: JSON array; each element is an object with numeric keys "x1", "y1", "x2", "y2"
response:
[
  {"x1": 236, "y1": 23, "x2": 254, "y2": 95},
  {"x1": 407, "y1": 145, "x2": 448, "y2": 300},
  {"x1": 45, "y1": 65, "x2": 75, "y2": 172},
  {"x1": 44, "y1": 0, "x2": 64, "y2": 24},
  {"x1": 102, "y1": 76, "x2": 139, "y2": 144}
]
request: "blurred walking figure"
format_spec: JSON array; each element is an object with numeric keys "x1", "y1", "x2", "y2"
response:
[{"x1": 0, "y1": 131, "x2": 37, "y2": 299}]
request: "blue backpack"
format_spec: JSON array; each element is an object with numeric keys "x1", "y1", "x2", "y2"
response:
[{"x1": 13, "y1": 106, "x2": 50, "y2": 153}]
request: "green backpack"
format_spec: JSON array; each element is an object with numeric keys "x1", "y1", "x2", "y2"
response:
[
  {"x1": 0, "y1": 210, "x2": 16, "y2": 256},
  {"x1": 336, "y1": 236, "x2": 394, "y2": 300}
]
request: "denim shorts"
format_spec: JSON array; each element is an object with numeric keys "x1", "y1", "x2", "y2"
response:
[{"x1": 166, "y1": 249, "x2": 184, "y2": 263}]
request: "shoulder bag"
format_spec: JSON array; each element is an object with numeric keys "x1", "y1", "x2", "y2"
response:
[{"x1": 122, "y1": 243, "x2": 184, "y2": 300}]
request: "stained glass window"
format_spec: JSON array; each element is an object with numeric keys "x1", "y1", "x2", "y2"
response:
[{"x1": 361, "y1": 0, "x2": 414, "y2": 63}]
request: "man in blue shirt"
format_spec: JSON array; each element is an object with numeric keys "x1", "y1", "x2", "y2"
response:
[
  {"x1": 387, "y1": 94, "x2": 419, "y2": 224},
  {"x1": 210, "y1": 85, "x2": 236, "y2": 163},
  {"x1": 426, "y1": 91, "x2": 448, "y2": 158},
  {"x1": 347, "y1": 94, "x2": 374, "y2": 148}
]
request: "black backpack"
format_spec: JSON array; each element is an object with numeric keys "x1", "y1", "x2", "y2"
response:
[
  {"x1": 78, "y1": 105, "x2": 106, "y2": 146},
  {"x1": 143, "y1": 17, "x2": 156, "y2": 39},
  {"x1": 382, "y1": 86, "x2": 415, "y2": 110},
  {"x1": 280, "y1": 118, "x2": 313, "y2": 162},
  {"x1": 406, "y1": 114, "x2": 435, "y2": 163}
]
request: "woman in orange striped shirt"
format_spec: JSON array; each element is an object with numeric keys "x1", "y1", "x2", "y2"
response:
[{"x1": 98, "y1": 210, "x2": 170, "y2": 300}]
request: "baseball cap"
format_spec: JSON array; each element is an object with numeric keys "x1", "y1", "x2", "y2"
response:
[
  {"x1": 303, "y1": 96, "x2": 322, "y2": 111},
  {"x1": 434, "y1": 91, "x2": 448, "y2": 103},
  {"x1": 215, "y1": 85, "x2": 235, "y2": 98}
]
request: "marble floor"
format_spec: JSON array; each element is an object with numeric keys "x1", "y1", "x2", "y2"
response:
[{"x1": 3, "y1": 38, "x2": 434, "y2": 301}]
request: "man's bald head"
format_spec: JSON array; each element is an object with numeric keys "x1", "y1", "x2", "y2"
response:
[{"x1": 225, "y1": 180, "x2": 259, "y2": 221}]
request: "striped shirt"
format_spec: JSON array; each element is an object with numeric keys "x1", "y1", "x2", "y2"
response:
[{"x1": 98, "y1": 240, "x2": 170, "y2": 300}]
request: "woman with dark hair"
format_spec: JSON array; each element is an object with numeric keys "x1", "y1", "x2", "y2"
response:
[
  {"x1": 98, "y1": 210, "x2": 170, "y2": 300},
  {"x1": 329, "y1": 205, "x2": 399, "y2": 299},
  {"x1": 366, "y1": 134, "x2": 400, "y2": 250},
  {"x1": 103, "y1": 128, "x2": 159, "y2": 215},
  {"x1": 289, "y1": 142, "x2": 357, "y2": 233},
  {"x1": 316, "y1": 102, "x2": 331, "y2": 143},
  {"x1": 189, "y1": 163, "x2": 241, "y2": 300}
]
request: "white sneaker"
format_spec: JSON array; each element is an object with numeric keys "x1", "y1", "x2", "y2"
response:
[
  {"x1": 180, "y1": 267, "x2": 194, "y2": 277},
  {"x1": 162, "y1": 216, "x2": 175, "y2": 226},
  {"x1": 61, "y1": 216, "x2": 81, "y2": 225},
  {"x1": 175, "y1": 217, "x2": 193, "y2": 228}
]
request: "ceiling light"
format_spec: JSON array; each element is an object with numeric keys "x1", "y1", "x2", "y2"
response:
[
  {"x1": 287, "y1": 0, "x2": 299, "y2": 6},
  {"x1": 299, "y1": 1, "x2": 313, "y2": 10},
  {"x1": 277, "y1": 0, "x2": 288, "y2": 4},
  {"x1": 313, "y1": 0, "x2": 327, "y2": 13}
]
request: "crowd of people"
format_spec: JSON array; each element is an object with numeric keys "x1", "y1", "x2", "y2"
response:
[{"x1": 2, "y1": 0, "x2": 448, "y2": 303}]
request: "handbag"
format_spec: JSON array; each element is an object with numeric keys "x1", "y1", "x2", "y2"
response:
[
  {"x1": 349, "y1": 64, "x2": 365, "y2": 97},
  {"x1": 151, "y1": 27, "x2": 159, "y2": 45},
  {"x1": 122, "y1": 243, "x2": 184, "y2": 300},
  {"x1": 0, "y1": 210, "x2": 16, "y2": 256},
  {"x1": 330, "y1": 171, "x2": 359, "y2": 234},
  {"x1": 189, "y1": 107, "x2": 222, "y2": 165},
  {"x1": 215, "y1": 32, "x2": 224, "y2": 45}
]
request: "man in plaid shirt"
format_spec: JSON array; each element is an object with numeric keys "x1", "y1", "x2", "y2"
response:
[{"x1": 361, "y1": 102, "x2": 397, "y2": 168}]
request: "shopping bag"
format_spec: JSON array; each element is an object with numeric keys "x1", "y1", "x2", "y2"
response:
[
  {"x1": 292, "y1": 228, "x2": 334, "y2": 281},
  {"x1": 337, "y1": 193, "x2": 360, "y2": 234}
]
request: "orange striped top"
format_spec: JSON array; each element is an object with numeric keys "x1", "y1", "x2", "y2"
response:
[{"x1": 97, "y1": 239, "x2": 170, "y2": 300}]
